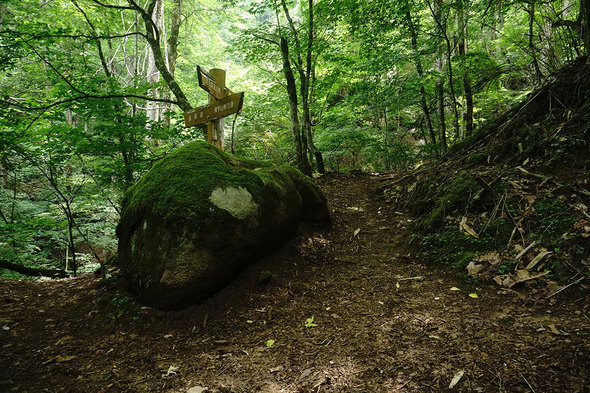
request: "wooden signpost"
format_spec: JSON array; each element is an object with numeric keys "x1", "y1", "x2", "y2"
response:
[{"x1": 184, "y1": 66, "x2": 244, "y2": 150}]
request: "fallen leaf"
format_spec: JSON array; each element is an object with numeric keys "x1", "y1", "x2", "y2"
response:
[
  {"x1": 346, "y1": 206, "x2": 364, "y2": 212},
  {"x1": 56, "y1": 355, "x2": 76, "y2": 363},
  {"x1": 460, "y1": 217, "x2": 478, "y2": 238},
  {"x1": 266, "y1": 339, "x2": 275, "y2": 348},
  {"x1": 469, "y1": 293, "x2": 479, "y2": 298},
  {"x1": 298, "y1": 368, "x2": 314, "y2": 382},
  {"x1": 525, "y1": 250, "x2": 552, "y2": 270},
  {"x1": 450, "y1": 287, "x2": 461, "y2": 291},
  {"x1": 187, "y1": 386, "x2": 208, "y2": 393},
  {"x1": 466, "y1": 261, "x2": 483, "y2": 276},
  {"x1": 547, "y1": 324, "x2": 562, "y2": 335},
  {"x1": 449, "y1": 370, "x2": 465, "y2": 389},
  {"x1": 304, "y1": 316, "x2": 318, "y2": 328},
  {"x1": 56, "y1": 336, "x2": 73, "y2": 345},
  {"x1": 477, "y1": 251, "x2": 502, "y2": 266},
  {"x1": 525, "y1": 194, "x2": 536, "y2": 205},
  {"x1": 162, "y1": 365, "x2": 179, "y2": 378}
]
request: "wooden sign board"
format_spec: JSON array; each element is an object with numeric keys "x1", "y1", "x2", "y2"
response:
[
  {"x1": 197, "y1": 65, "x2": 226, "y2": 100},
  {"x1": 184, "y1": 92, "x2": 244, "y2": 127},
  {"x1": 185, "y1": 66, "x2": 244, "y2": 150}
]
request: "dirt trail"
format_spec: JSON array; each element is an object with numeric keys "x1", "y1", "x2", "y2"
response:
[{"x1": 1, "y1": 172, "x2": 589, "y2": 392}]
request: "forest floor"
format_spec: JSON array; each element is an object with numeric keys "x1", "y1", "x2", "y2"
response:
[{"x1": 1, "y1": 171, "x2": 589, "y2": 393}]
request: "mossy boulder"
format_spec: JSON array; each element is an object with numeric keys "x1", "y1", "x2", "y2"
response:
[{"x1": 116, "y1": 141, "x2": 330, "y2": 310}]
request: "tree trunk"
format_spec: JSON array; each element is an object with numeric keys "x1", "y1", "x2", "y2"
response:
[
  {"x1": 309, "y1": 65, "x2": 326, "y2": 173},
  {"x1": 580, "y1": 0, "x2": 590, "y2": 54},
  {"x1": 457, "y1": 0, "x2": 473, "y2": 138},
  {"x1": 527, "y1": 0, "x2": 544, "y2": 82},
  {"x1": 145, "y1": 0, "x2": 163, "y2": 122},
  {"x1": 280, "y1": 37, "x2": 311, "y2": 175},
  {"x1": 280, "y1": 0, "x2": 317, "y2": 175},
  {"x1": 405, "y1": 9, "x2": 437, "y2": 148},
  {"x1": 162, "y1": 0, "x2": 182, "y2": 127},
  {"x1": 130, "y1": 0, "x2": 192, "y2": 111},
  {"x1": 434, "y1": 0, "x2": 448, "y2": 153},
  {"x1": 434, "y1": 0, "x2": 460, "y2": 139},
  {"x1": 302, "y1": 0, "x2": 324, "y2": 173}
]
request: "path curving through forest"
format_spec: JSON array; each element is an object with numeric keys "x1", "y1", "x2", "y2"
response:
[{"x1": 1, "y1": 171, "x2": 589, "y2": 392}]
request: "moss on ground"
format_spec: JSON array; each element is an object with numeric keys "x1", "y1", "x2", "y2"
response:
[
  {"x1": 421, "y1": 217, "x2": 513, "y2": 273},
  {"x1": 420, "y1": 173, "x2": 480, "y2": 228}
]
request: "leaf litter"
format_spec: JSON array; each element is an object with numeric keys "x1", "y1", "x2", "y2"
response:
[{"x1": 0, "y1": 172, "x2": 588, "y2": 392}]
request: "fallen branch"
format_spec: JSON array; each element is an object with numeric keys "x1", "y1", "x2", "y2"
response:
[
  {"x1": 546, "y1": 277, "x2": 585, "y2": 299},
  {"x1": 515, "y1": 241, "x2": 536, "y2": 260},
  {"x1": 0, "y1": 260, "x2": 67, "y2": 278},
  {"x1": 394, "y1": 275, "x2": 425, "y2": 281}
]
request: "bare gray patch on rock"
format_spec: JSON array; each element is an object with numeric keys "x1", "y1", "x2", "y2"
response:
[{"x1": 209, "y1": 186, "x2": 258, "y2": 219}]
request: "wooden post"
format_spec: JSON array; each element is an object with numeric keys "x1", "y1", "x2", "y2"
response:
[
  {"x1": 208, "y1": 68, "x2": 225, "y2": 150},
  {"x1": 184, "y1": 66, "x2": 244, "y2": 149}
]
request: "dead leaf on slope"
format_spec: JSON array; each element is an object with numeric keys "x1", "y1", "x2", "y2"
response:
[
  {"x1": 459, "y1": 217, "x2": 478, "y2": 238},
  {"x1": 525, "y1": 249, "x2": 552, "y2": 271}
]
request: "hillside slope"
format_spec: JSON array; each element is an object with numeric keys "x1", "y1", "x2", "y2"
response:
[{"x1": 382, "y1": 56, "x2": 590, "y2": 291}]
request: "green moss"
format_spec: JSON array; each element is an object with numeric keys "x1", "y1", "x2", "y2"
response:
[
  {"x1": 465, "y1": 152, "x2": 490, "y2": 165},
  {"x1": 533, "y1": 197, "x2": 577, "y2": 245},
  {"x1": 406, "y1": 179, "x2": 436, "y2": 215},
  {"x1": 421, "y1": 223, "x2": 508, "y2": 272},
  {"x1": 420, "y1": 173, "x2": 479, "y2": 228},
  {"x1": 120, "y1": 141, "x2": 275, "y2": 228}
]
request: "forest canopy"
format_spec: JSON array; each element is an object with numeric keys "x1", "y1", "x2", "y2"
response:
[{"x1": 1, "y1": 0, "x2": 589, "y2": 276}]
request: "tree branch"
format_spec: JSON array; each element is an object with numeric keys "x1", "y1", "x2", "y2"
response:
[
  {"x1": 252, "y1": 33, "x2": 280, "y2": 46},
  {"x1": 89, "y1": 0, "x2": 134, "y2": 10},
  {"x1": 1, "y1": 93, "x2": 179, "y2": 112},
  {"x1": 71, "y1": 0, "x2": 111, "y2": 77},
  {"x1": 0, "y1": 30, "x2": 146, "y2": 42}
]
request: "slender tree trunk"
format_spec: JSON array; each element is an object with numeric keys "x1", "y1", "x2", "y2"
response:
[
  {"x1": 405, "y1": 9, "x2": 436, "y2": 148},
  {"x1": 146, "y1": 0, "x2": 163, "y2": 122},
  {"x1": 309, "y1": 65, "x2": 326, "y2": 173},
  {"x1": 280, "y1": 0, "x2": 319, "y2": 175},
  {"x1": 162, "y1": 0, "x2": 182, "y2": 127},
  {"x1": 280, "y1": 37, "x2": 311, "y2": 175},
  {"x1": 526, "y1": 0, "x2": 544, "y2": 82},
  {"x1": 580, "y1": 0, "x2": 590, "y2": 54},
  {"x1": 437, "y1": 2, "x2": 460, "y2": 139},
  {"x1": 434, "y1": 0, "x2": 448, "y2": 153},
  {"x1": 129, "y1": 0, "x2": 192, "y2": 111},
  {"x1": 302, "y1": 0, "x2": 324, "y2": 173},
  {"x1": 457, "y1": 0, "x2": 473, "y2": 138},
  {"x1": 65, "y1": 203, "x2": 77, "y2": 276}
]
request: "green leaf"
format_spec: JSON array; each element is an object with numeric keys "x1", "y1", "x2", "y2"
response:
[{"x1": 304, "y1": 316, "x2": 318, "y2": 328}]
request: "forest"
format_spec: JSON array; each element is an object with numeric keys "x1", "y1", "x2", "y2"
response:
[
  {"x1": 1, "y1": 0, "x2": 589, "y2": 392},
  {"x1": 1, "y1": 0, "x2": 588, "y2": 276}
]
